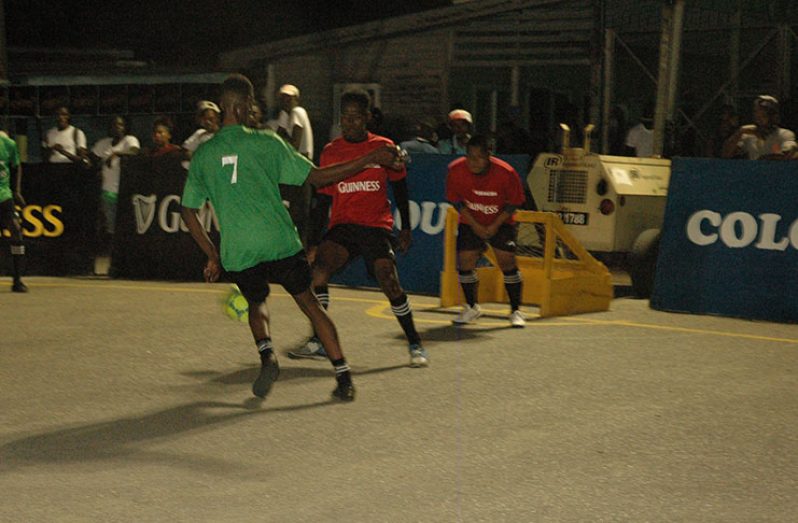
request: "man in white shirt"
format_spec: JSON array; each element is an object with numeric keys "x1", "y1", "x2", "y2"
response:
[
  {"x1": 277, "y1": 84, "x2": 315, "y2": 238},
  {"x1": 181, "y1": 100, "x2": 221, "y2": 170},
  {"x1": 624, "y1": 114, "x2": 654, "y2": 158},
  {"x1": 276, "y1": 84, "x2": 313, "y2": 158},
  {"x1": 91, "y1": 116, "x2": 140, "y2": 244},
  {"x1": 43, "y1": 106, "x2": 89, "y2": 165},
  {"x1": 722, "y1": 95, "x2": 797, "y2": 160}
]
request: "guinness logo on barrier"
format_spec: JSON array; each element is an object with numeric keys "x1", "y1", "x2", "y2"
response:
[{"x1": 132, "y1": 193, "x2": 157, "y2": 234}]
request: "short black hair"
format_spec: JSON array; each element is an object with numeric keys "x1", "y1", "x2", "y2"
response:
[
  {"x1": 222, "y1": 73, "x2": 255, "y2": 100},
  {"x1": 467, "y1": 134, "x2": 491, "y2": 153},
  {"x1": 340, "y1": 89, "x2": 371, "y2": 113},
  {"x1": 153, "y1": 115, "x2": 173, "y2": 133}
]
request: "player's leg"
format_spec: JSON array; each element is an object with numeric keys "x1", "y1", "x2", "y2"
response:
[
  {"x1": 453, "y1": 223, "x2": 485, "y2": 323},
  {"x1": 0, "y1": 199, "x2": 27, "y2": 293},
  {"x1": 230, "y1": 263, "x2": 280, "y2": 398},
  {"x1": 491, "y1": 224, "x2": 525, "y2": 328},
  {"x1": 289, "y1": 235, "x2": 350, "y2": 360},
  {"x1": 278, "y1": 252, "x2": 354, "y2": 401},
  {"x1": 373, "y1": 256, "x2": 428, "y2": 367}
]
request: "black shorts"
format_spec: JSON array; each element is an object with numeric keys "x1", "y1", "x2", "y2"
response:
[
  {"x1": 457, "y1": 222, "x2": 518, "y2": 253},
  {"x1": 227, "y1": 250, "x2": 311, "y2": 304},
  {"x1": 323, "y1": 224, "x2": 397, "y2": 268}
]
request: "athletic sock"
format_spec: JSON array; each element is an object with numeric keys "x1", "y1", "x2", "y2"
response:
[
  {"x1": 503, "y1": 268, "x2": 523, "y2": 312},
  {"x1": 256, "y1": 338, "x2": 273, "y2": 365},
  {"x1": 458, "y1": 270, "x2": 478, "y2": 307},
  {"x1": 10, "y1": 242, "x2": 25, "y2": 283},
  {"x1": 313, "y1": 285, "x2": 330, "y2": 310},
  {"x1": 390, "y1": 293, "x2": 421, "y2": 345},
  {"x1": 331, "y1": 357, "x2": 352, "y2": 385}
]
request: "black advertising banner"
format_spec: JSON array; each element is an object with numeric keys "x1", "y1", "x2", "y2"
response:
[
  {"x1": 110, "y1": 155, "x2": 219, "y2": 280},
  {"x1": 1, "y1": 163, "x2": 100, "y2": 276}
]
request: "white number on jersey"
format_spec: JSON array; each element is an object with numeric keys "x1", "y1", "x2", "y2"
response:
[{"x1": 222, "y1": 155, "x2": 239, "y2": 184}]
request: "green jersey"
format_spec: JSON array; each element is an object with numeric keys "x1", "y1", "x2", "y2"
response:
[
  {"x1": 0, "y1": 134, "x2": 20, "y2": 203},
  {"x1": 182, "y1": 125, "x2": 313, "y2": 271}
]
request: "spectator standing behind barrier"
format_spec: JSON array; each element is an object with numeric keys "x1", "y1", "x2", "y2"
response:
[
  {"x1": 289, "y1": 88, "x2": 429, "y2": 368},
  {"x1": 90, "y1": 116, "x2": 140, "y2": 248},
  {"x1": 148, "y1": 116, "x2": 181, "y2": 157},
  {"x1": 276, "y1": 84, "x2": 313, "y2": 158},
  {"x1": 722, "y1": 95, "x2": 797, "y2": 160},
  {"x1": 446, "y1": 134, "x2": 527, "y2": 329},
  {"x1": 181, "y1": 101, "x2": 221, "y2": 170},
  {"x1": 705, "y1": 104, "x2": 739, "y2": 158},
  {"x1": 248, "y1": 102, "x2": 266, "y2": 129},
  {"x1": 180, "y1": 73, "x2": 401, "y2": 401},
  {"x1": 400, "y1": 118, "x2": 439, "y2": 153},
  {"x1": 624, "y1": 106, "x2": 654, "y2": 157},
  {"x1": 42, "y1": 106, "x2": 89, "y2": 166},
  {"x1": 438, "y1": 109, "x2": 473, "y2": 155},
  {"x1": 0, "y1": 131, "x2": 28, "y2": 292}
]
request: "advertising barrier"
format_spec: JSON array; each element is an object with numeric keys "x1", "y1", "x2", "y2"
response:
[
  {"x1": 1, "y1": 163, "x2": 99, "y2": 276},
  {"x1": 110, "y1": 155, "x2": 219, "y2": 280},
  {"x1": 651, "y1": 158, "x2": 798, "y2": 323}
]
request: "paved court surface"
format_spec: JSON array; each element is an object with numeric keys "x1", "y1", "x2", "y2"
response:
[{"x1": 1, "y1": 277, "x2": 796, "y2": 522}]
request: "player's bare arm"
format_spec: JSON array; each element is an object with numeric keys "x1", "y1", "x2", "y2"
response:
[
  {"x1": 307, "y1": 144, "x2": 399, "y2": 188},
  {"x1": 180, "y1": 206, "x2": 221, "y2": 282},
  {"x1": 391, "y1": 177, "x2": 412, "y2": 253}
]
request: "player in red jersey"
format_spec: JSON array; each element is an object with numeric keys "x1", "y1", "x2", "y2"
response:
[
  {"x1": 289, "y1": 89, "x2": 428, "y2": 367},
  {"x1": 446, "y1": 134, "x2": 527, "y2": 327}
]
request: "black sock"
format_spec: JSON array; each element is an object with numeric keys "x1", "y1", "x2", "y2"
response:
[
  {"x1": 331, "y1": 357, "x2": 352, "y2": 385},
  {"x1": 503, "y1": 268, "x2": 523, "y2": 312},
  {"x1": 311, "y1": 286, "x2": 330, "y2": 339},
  {"x1": 458, "y1": 270, "x2": 478, "y2": 307},
  {"x1": 390, "y1": 293, "x2": 421, "y2": 345},
  {"x1": 256, "y1": 338, "x2": 273, "y2": 364},
  {"x1": 313, "y1": 285, "x2": 330, "y2": 310},
  {"x1": 10, "y1": 242, "x2": 25, "y2": 283}
]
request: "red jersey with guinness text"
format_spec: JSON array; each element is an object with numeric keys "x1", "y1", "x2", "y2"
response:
[
  {"x1": 319, "y1": 133, "x2": 406, "y2": 231},
  {"x1": 445, "y1": 156, "x2": 525, "y2": 226}
]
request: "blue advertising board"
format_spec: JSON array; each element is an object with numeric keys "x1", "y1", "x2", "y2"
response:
[
  {"x1": 331, "y1": 154, "x2": 531, "y2": 295},
  {"x1": 651, "y1": 158, "x2": 798, "y2": 323}
]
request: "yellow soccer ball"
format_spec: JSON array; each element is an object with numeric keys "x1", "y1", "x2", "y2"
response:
[{"x1": 222, "y1": 285, "x2": 249, "y2": 322}]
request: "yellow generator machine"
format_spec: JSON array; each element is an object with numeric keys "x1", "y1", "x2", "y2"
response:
[{"x1": 527, "y1": 125, "x2": 671, "y2": 297}]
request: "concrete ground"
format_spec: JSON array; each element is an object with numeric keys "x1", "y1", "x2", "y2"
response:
[{"x1": 1, "y1": 276, "x2": 796, "y2": 522}]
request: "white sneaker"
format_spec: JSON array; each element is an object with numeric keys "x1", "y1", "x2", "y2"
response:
[
  {"x1": 287, "y1": 337, "x2": 328, "y2": 360},
  {"x1": 453, "y1": 304, "x2": 482, "y2": 324},
  {"x1": 509, "y1": 310, "x2": 526, "y2": 328},
  {"x1": 408, "y1": 344, "x2": 429, "y2": 368}
]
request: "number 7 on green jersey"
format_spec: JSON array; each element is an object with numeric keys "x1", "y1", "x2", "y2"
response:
[{"x1": 222, "y1": 155, "x2": 239, "y2": 183}]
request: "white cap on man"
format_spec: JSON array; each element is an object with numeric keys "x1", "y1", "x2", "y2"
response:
[
  {"x1": 197, "y1": 100, "x2": 221, "y2": 114},
  {"x1": 279, "y1": 84, "x2": 300, "y2": 98},
  {"x1": 448, "y1": 109, "x2": 473, "y2": 124}
]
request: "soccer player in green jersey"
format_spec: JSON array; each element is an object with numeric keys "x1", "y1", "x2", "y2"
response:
[
  {"x1": 0, "y1": 132, "x2": 27, "y2": 293},
  {"x1": 181, "y1": 74, "x2": 400, "y2": 402}
]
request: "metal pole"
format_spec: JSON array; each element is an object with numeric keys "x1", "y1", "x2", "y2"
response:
[
  {"x1": 601, "y1": 29, "x2": 615, "y2": 154},
  {"x1": 652, "y1": 3, "x2": 673, "y2": 157},
  {"x1": 666, "y1": 0, "x2": 685, "y2": 119}
]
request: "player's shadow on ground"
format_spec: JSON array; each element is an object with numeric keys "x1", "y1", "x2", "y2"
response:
[
  {"x1": 397, "y1": 323, "x2": 511, "y2": 343},
  {"x1": 0, "y1": 399, "x2": 335, "y2": 475},
  {"x1": 184, "y1": 362, "x2": 407, "y2": 387}
]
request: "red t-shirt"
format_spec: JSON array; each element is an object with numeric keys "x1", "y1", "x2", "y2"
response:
[
  {"x1": 445, "y1": 156, "x2": 525, "y2": 226},
  {"x1": 319, "y1": 133, "x2": 406, "y2": 231}
]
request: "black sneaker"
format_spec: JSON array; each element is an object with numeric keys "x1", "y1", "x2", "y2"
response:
[
  {"x1": 332, "y1": 382, "x2": 355, "y2": 402},
  {"x1": 11, "y1": 281, "x2": 28, "y2": 293},
  {"x1": 252, "y1": 353, "x2": 280, "y2": 398}
]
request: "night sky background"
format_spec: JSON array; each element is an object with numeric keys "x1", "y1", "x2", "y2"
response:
[{"x1": 6, "y1": 0, "x2": 452, "y2": 65}]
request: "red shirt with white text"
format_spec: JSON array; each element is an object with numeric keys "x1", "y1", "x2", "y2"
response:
[{"x1": 445, "y1": 156, "x2": 525, "y2": 226}]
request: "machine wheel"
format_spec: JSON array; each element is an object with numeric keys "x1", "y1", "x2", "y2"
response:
[{"x1": 628, "y1": 229, "x2": 661, "y2": 299}]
